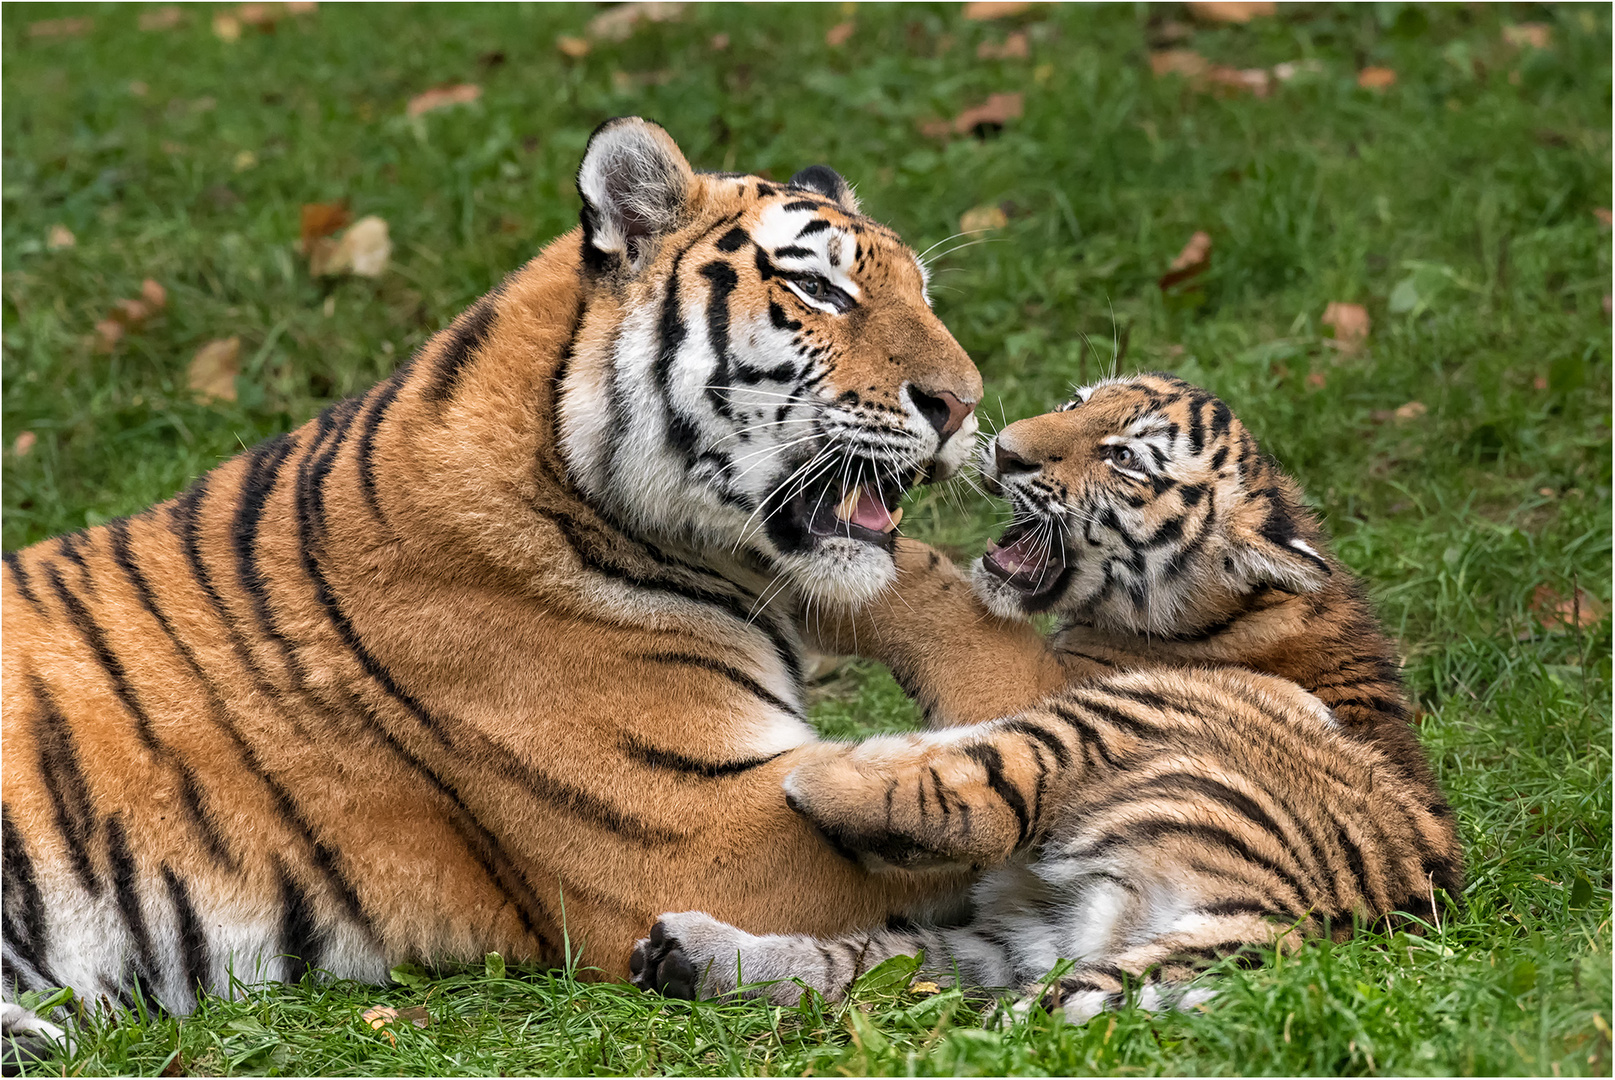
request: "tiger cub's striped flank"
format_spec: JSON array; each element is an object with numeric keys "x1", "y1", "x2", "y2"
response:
[
  {"x1": 2, "y1": 117, "x2": 986, "y2": 1048},
  {"x1": 632, "y1": 375, "x2": 1462, "y2": 1021}
]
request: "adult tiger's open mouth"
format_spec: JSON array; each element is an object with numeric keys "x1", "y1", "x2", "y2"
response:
[
  {"x1": 787, "y1": 466, "x2": 908, "y2": 548},
  {"x1": 981, "y1": 514, "x2": 1070, "y2": 605}
]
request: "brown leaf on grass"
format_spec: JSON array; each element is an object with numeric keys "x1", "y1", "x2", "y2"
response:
[
  {"x1": 213, "y1": 13, "x2": 242, "y2": 40},
  {"x1": 1502, "y1": 23, "x2": 1552, "y2": 50},
  {"x1": 1185, "y1": 2, "x2": 1274, "y2": 23},
  {"x1": 1393, "y1": 400, "x2": 1426, "y2": 422},
  {"x1": 1208, "y1": 65, "x2": 1270, "y2": 97},
  {"x1": 361, "y1": 1004, "x2": 430, "y2": 1029},
  {"x1": 1306, "y1": 371, "x2": 1328, "y2": 389},
  {"x1": 959, "y1": 204, "x2": 1009, "y2": 233},
  {"x1": 188, "y1": 337, "x2": 241, "y2": 403},
  {"x1": 300, "y1": 202, "x2": 351, "y2": 255},
  {"x1": 407, "y1": 84, "x2": 482, "y2": 118},
  {"x1": 1150, "y1": 49, "x2": 1211, "y2": 79},
  {"x1": 29, "y1": 17, "x2": 93, "y2": 39},
  {"x1": 237, "y1": 3, "x2": 291, "y2": 27},
  {"x1": 586, "y1": 2, "x2": 684, "y2": 42},
  {"x1": 825, "y1": 21, "x2": 856, "y2": 47},
  {"x1": 12, "y1": 431, "x2": 38, "y2": 458},
  {"x1": 1158, "y1": 231, "x2": 1211, "y2": 290},
  {"x1": 139, "y1": 6, "x2": 184, "y2": 31},
  {"x1": 1594, "y1": 208, "x2": 1612, "y2": 227},
  {"x1": 94, "y1": 319, "x2": 124, "y2": 354},
  {"x1": 46, "y1": 225, "x2": 76, "y2": 250},
  {"x1": 934, "y1": 91, "x2": 1024, "y2": 138},
  {"x1": 1357, "y1": 66, "x2": 1397, "y2": 90},
  {"x1": 962, "y1": 2, "x2": 1030, "y2": 20},
  {"x1": 977, "y1": 32, "x2": 1028, "y2": 60},
  {"x1": 1273, "y1": 58, "x2": 1325, "y2": 82},
  {"x1": 309, "y1": 216, "x2": 391, "y2": 278},
  {"x1": 1321, "y1": 301, "x2": 1370, "y2": 353},
  {"x1": 555, "y1": 34, "x2": 591, "y2": 58},
  {"x1": 1530, "y1": 584, "x2": 1603, "y2": 630},
  {"x1": 709, "y1": 32, "x2": 729, "y2": 50}
]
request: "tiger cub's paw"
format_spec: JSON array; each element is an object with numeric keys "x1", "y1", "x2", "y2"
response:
[
  {"x1": 629, "y1": 913, "x2": 743, "y2": 1000},
  {"x1": 1, "y1": 1001, "x2": 68, "y2": 1075},
  {"x1": 783, "y1": 737, "x2": 1022, "y2": 870}
]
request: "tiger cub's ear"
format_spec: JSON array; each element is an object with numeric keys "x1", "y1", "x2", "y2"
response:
[
  {"x1": 577, "y1": 116, "x2": 695, "y2": 271},
  {"x1": 788, "y1": 165, "x2": 860, "y2": 215},
  {"x1": 1224, "y1": 488, "x2": 1333, "y2": 595}
]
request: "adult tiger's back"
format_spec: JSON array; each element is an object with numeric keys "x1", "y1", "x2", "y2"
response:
[{"x1": 1, "y1": 118, "x2": 983, "y2": 1038}]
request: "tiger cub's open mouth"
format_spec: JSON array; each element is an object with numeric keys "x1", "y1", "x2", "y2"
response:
[{"x1": 982, "y1": 514, "x2": 1070, "y2": 605}]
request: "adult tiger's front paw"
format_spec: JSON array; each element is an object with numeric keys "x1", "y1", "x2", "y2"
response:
[{"x1": 783, "y1": 736, "x2": 1023, "y2": 870}]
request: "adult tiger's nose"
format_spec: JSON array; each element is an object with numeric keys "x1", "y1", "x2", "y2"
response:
[
  {"x1": 993, "y1": 439, "x2": 1038, "y2": 477},
  {"x1": 910, "y1": 389, "x2": 975, "y2": 440}
]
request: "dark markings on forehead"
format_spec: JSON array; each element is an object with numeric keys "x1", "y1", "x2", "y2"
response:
[
  {"x1": 716, "y1": 227, "x2": 750, "y2": 253},
  {"x1": 780, "y1": 199, "x2": 832, "y2": 213},
  {"x1": 774, "y1": 245, "x2": 813, "y2": 259},
  {"x1": 797, "y1": 219, "x2": 832, "y2": 238}
]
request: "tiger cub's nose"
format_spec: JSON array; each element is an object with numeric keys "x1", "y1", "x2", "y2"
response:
[
  {"x1": 911, "y1": 389, "x2": 975, "y2": 440},
  {"x1": 993, "y1": 439, "x2": 1039, "y2": 477}
]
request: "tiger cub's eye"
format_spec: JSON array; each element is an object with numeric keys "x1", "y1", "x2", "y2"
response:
[
  {"x1": 801, "y1": 277, "x2": 826, "y2": 298},
  {"x1": 1107, "y1": 445, "x2": 1136, "y2": 466}
]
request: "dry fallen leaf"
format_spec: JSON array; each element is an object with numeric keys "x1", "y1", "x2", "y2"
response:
[
  {"x1": 361, "y1": 1004, "x2": 430, "y2": 1030},
  {"x1": 1158, "y1": 231, "x2": 1212, "y2": 290},
  {"x1": 1150, "y1": 49, "x2": 1211, "y2": 79},
  {"x1": 910, "y1": 980, "x2": 942, "y2": 995},
  {"x1": 959, "y1": 204, "x2": 1009, "y2": 233},
  {"x1": 1533, "y1": 374, "x2": 1549, "y2": 391},
  {"x1": 94, "y1": 319, "x2": 124, "y2": 354},
  {"x1": 139, "y1": 6, "x2": 184, "y2": 31},
  {"x1": 1273, "y1": 58, "x2": 1325, "y2": 82},
  {"x1": 938, "y1": 91, "x2": 1024, "y2": 138},
  {"x1": 825, "y1": 20, "x2": 855, "y2": 46},
  {"x1": 1594, "y1": 208, "x2": 1612, "y2": 227},
  {"x1": 1306, "y1": 371, "x2": 1328, "y2": 389},
  {"x1": 213, "y1": 13, "x2": 242, "y2": 40},
  {"x1": 709, "y1": 32, "x2": 729, "y2": 50},
  {"x1": 962, "y1": 1, "x2": 1030, "y2": 19},
  {"x1": 586, "y1": 1, "x2": 684, "y2": 42},
  {"x1": 29, "y1": 17, "x2": 93, "y2": 39},
  {"x1": 189, "y1": 337, "x2": 242, "y2": 403},
  {"x1": 977, "y1": 32, "x2": 1029, "y2": 60},
  {"x1": 1208, "y1": 65, "x2": 1270, "y2": 97},
  {"x1": 1321, "y1": 301, "x2": 1370, "y2": 353},
  {"x1": 1357, "y1": 66, "x2": 1397, "y2": 90},
  {"x1": 1186, "y1": 2, "x2": 1274, "y2": 23},
  {"x1": 1393, "y1": 400, "x2": 1427, "y2": 422},
  {"x1": 47, "y1": 225, "x2": 76, "y2": 250},
  {"x1": 310, "y1": 216, "x2": 392, "y2": 278},
  {"x1": 555, "y1": 34, "x2": 591, "y2": 57},
  {"x1": 1502, "y1": 23, "x2": 1552, "y2": 50},
  {"x1": 300, "y1": 202, "x2": 351, "y2": 255},
  {"x1": 408, "y1": 84, "x2": 482, "y2": 118},
  {"x1": 11, "y1": 431, "x2": 37, "y2": 458},
  {"x1": 1530, "y1": 584, "x2": 1603, "y2": 630}
]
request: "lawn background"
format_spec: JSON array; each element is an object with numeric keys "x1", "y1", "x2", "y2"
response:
[{"x1": 2, "y1": 2, "x2": 1610, "y2": 1075}]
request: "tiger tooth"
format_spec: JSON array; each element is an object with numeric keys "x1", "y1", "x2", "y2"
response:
[
  {"x1": 834, "y1": 486, "x2": 861, "y2": 522},
  {"x1": 888, "y1": 507, "x2": 903, "y2": 529}
]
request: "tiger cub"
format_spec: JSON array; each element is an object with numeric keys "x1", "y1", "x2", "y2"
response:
[{"x1": 631, "y1": 374, "x2": 1463, "y2": 1021}]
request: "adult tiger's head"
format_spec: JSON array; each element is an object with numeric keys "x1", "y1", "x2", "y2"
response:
[
  {"x1": 974, "y1": 373, "x2": 1334, "y2": 634},
  {"x1": 558, "y1": 118, "x2": 981, "y2": 606}
]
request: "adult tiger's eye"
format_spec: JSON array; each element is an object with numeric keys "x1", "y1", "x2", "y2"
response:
[
  {"x1": 1109, "y1": 445, "x2": 1135, "y2": 465},
  {"x1": 802, "y1": 278, "x2": 825, "y2": 298}
]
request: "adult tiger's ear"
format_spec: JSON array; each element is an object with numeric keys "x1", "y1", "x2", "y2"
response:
[
  {"x1": 788, "y1": 165, "x2": 861, "y2": 215},
  {"x1": 577, "y1": 116, "x2": 695, "y2": 272},
  {"x1": 1224, "y1": 488, "x2": 1333, "y2": 595}
]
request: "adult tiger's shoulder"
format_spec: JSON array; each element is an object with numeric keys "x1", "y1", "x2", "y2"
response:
[{"x1": 1, "y1": 117, "x2": 985, "y2": 1053}]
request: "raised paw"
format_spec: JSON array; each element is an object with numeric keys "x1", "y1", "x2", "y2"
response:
[{"x1": 782, "y1": 735, "x2": 1025, "y2": 870}]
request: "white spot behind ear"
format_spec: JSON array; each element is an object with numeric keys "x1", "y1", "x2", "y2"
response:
[{"x1": 577, "y1": 117, "x2": 694, "y2": 266}]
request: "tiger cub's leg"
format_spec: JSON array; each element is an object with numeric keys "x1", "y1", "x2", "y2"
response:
[
  {"x1": 0, "y1": 1000, "x2": 68, "y2": 1076},
  {"x1": 630, "y1": 911, "x2": 1016, "y2": 1006},
  {"x1": 806, "y1": 539, "x2": 1075, "y2": 728}
]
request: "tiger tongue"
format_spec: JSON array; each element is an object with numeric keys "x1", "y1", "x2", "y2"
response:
[{"x1": 834, "y1": 486, "x2": 899, "y2": 533}]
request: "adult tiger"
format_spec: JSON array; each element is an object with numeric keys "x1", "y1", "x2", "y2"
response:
[
  {"x1": 632, "y1": 375, "x2": 1462, "y2": 1020},
  {"x1": 0, "y1": 118, "x2": 982, "y2": 1051}
]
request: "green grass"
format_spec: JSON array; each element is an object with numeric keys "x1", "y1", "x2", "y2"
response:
[{"x1": 3, "y1": 2, "x2": 1610, "y2": 1075}]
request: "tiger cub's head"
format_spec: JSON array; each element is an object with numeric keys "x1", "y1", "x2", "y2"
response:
[
  {"x1": 974, "y1": 373, "x2": 1334, "y2": 636},
  {"x1": 560, "y1": 118, "x2": 981, "y2": 606}
]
